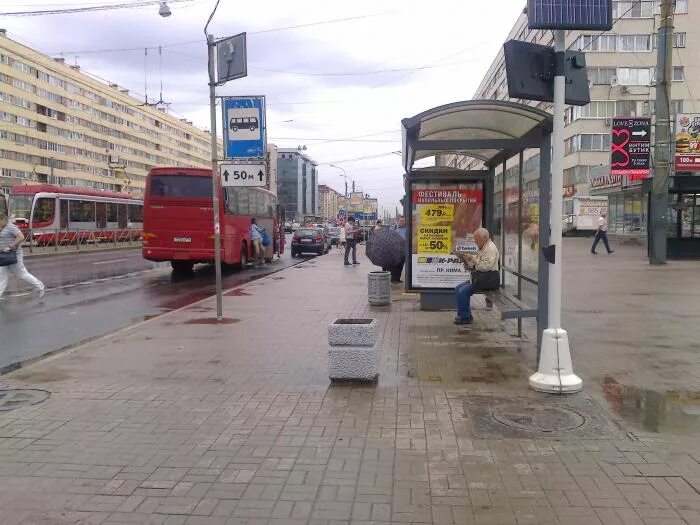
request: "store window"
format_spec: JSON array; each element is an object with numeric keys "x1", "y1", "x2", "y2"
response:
[{"x1": 608, "y1": 192, "x2": 647, "y2": 234}]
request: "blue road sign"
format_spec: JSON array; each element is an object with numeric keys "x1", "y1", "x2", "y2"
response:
[
  {"x1": 337, "y1": 208, "x2": 346, "y2": 218},
  {"x1": 527, "y1": 0, "x2": 612, "y2": 30},
  {"x1": 222, "y1": 96, "x2": 266, "y2": 159}
]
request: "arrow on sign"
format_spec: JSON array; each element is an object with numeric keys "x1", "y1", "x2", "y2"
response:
[
  {"x1": 632, "y1": 130, "x2": 648, "y2": 137},
  {"x1": 222, "y1": 170, "x2": 229, "y2": 183},
  {"x1": 257, "y1": 170, "x2": 264, "y2": 181}
]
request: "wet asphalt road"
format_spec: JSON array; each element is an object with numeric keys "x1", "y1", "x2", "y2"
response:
[{"x1": 0, "y1": 239, "x2": 307, "y2": 372}]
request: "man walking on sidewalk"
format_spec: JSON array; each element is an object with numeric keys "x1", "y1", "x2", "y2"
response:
[
  {"x1": 591, "y1": 213, "x2": 614, "y2": 254},
  {"x1": 0, "y1": 213, "x2": 45, "y2": 299},
  {"x1": 343, "y1": 216, "x2": 360, "y2": 266}
]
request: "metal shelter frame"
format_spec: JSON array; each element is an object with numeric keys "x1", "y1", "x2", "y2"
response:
[{"x1": 402, "y1": 100, "x2": 553, "y2": 346}]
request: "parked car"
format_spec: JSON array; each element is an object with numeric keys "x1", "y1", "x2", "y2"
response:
[
  {"x1": 291, "y1": 227, "x2": 329, "y2": 257},
  {"x1": 291, "y1": 221, "x2": 301, "y2": 231},
  {"x1": 328, "y1": 227, "x2": 341, "y2": 246},
  {"x1": 284, "y1": 221, "x2": 292, "y2": 233}
]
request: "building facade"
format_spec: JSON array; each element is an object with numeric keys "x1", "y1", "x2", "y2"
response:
[
  {"x1": 318, "y1": 184, "x2": 343, "y2": 221},
  {"x1": 0, "y1": 32, "x2": 214, "y2": 198},
  {"x1": 276, "y1": 148, "x2": 318, "y2": 220},
  {"x1": 442, "y1": 0, "x2": 696, "y2": 239}
]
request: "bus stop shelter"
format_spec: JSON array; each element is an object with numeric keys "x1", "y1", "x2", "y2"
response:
[{"x1": 402, "y1": 100, "x2": 553, "y2": 343}]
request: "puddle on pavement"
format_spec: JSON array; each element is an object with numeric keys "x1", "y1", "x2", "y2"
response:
[
  {"x1": 13, "y1": 368, "x2": 70, "y2": 383},
  {"x1": 602, "y1": 376, "x2": 700, "y2": 434},
  {"x1": 224, "y1": 288, "x2": 250, "y2": 297},
  {"x1": 183, "y1": 318, "x2": 240, "y2": 325}
]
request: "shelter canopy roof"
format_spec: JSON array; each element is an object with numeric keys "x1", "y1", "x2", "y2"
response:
[{"x1": 402, "y1": 100, "x2": 553, "y2": 172}]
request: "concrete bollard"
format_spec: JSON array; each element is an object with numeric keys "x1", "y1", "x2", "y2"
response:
[
  {"x1": 367, "y1": 271, "x2": 391, "y2": 306},
  {"x1": 328, "y1": 318, "x2": 378, "y2": 382}
]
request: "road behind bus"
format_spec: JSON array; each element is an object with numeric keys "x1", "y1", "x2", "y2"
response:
[{"x1": 0, "y1": 238, "x2": 305, "y2": 373}]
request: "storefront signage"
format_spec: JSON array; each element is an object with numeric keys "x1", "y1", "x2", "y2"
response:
[
  {"x1": 409, "y1": 184, "x2": 483, "y2": 289},
  {"x1": 610, "y1": 117, "x2": 651, "y2": 179},
  {"x1": 675, "y1": 114, "x2": 700, "y2": 172},
  {"x1": 563, "y1": 185, "x2": 575, "y2": 198},
  {"x1": 590, "y1": 174, "x2": 622, "y2": 190}
]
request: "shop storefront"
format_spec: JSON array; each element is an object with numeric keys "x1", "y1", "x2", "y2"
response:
[
  {"x1": 668, "y1": 176, "x2": 700, "y2": 258},
  {"x1": 590, "y1": 174, "x2": 647, "y2": 238}
]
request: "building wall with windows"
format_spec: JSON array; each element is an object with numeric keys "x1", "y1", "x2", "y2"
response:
[
  {"x1": 318, "y1": 184, "x2": 342, "y2": 221},
  {"x1": 0, "y1": 32, "x2": 215, "y2": 196},
  {"x1": 443, "y1": 0, "x2": 697, "y2": 237},
  {"x1": 276, "y1": 149, "x2": 318, "y2": 220}
]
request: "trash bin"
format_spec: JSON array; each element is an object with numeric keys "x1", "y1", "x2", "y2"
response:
[
  {"x1": 328, "y1": 318, "x2": 378, "y2": 381},
  {"x1": 367, "y1": 271, "x2": 391, "y2": 306}
]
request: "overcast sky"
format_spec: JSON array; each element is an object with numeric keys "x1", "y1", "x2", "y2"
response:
[{"x1": 2, "y1": 0, "x2": 526, "y2": 214}]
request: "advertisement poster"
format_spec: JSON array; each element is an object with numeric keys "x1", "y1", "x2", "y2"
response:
[
  {"x1": 675, "y1": 114, "x2": 700, "y2": 172},
  {"x1": 410, "y1": 183, "x2": 483, "y2": 289},
  {"x1": 610, "y1": 117, "x2": 651, "y2": 179}
]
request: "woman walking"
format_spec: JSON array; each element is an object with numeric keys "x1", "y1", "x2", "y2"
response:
[{"x1": 0, "y1": 213, "x2": 45, "y2": 300}]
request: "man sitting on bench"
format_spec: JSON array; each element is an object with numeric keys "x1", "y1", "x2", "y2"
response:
[{"x1": 452, "y1": 228, "x2": 500, "y2": 325}]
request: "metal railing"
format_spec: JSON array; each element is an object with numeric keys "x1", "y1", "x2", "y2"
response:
[{"x1": 25, "y1": 228, "x2": 142, "y2": 254}]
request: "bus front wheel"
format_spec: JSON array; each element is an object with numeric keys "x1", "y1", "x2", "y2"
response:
[{"x1": 171, "y1": 261, "x2": 194, "y2": 273}]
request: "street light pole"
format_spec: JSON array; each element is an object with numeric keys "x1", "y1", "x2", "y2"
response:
[
  {"x1": 329, "y1": 164, "x2": 348, "y2": 198},
  {"x1": 649, "y1": 0, "x2": 674, "y2": 265}
]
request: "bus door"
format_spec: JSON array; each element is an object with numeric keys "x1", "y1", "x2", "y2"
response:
[
  {"x1": 96, "y1": 202, "x2": 107, "y2": 229},
  {"x1": 277, "y1": 205, "x2": 286, "y2": 255}
]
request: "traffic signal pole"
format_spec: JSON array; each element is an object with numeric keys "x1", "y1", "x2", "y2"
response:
[
  {"x1": 529, "y1": 29, "x2": 582, "y2": 394},
  {"x1": 207, "y1": 34, "x2": 223, "y2": 320},
  {"x1": 649, "y1": 0, "x2": 674, "y2": 265}
]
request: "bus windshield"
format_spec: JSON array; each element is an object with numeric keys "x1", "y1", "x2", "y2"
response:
[
  {"x1": 8, "y1": 195, "x2": 32, "y2": 219},
  {"x1": 149, "y1": 174, "x2": 212, "y2": 198}
]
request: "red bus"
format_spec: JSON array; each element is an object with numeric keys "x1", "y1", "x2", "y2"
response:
[
  {"x1": 142, "y1": 166, "x2": 283, "y2": 272},
  {"x1": 8, "y1": 184, "x2": 142, "y2": 245}
]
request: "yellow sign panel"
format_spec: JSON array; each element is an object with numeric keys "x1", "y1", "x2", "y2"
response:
[
  {"x1": 420, "y1": 204, "x2": 454, "y2": 224},
  {"x1": 417, "y1": 226, "x2": 451, "y2": 254}
]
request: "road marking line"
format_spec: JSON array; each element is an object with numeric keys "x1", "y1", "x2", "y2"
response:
[{"x1": 92, "y1": 259, "x2": 129, "y2": 265}]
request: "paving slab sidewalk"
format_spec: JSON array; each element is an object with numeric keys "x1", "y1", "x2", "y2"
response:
[{"x1": 1, "y1": 241, "x2": 700, "y2": 524}]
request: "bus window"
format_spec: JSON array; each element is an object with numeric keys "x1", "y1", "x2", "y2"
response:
[
  {"x1": 128, "y1": 204, "x2": 143, "y2": 223},
  {"x1": 69, "y1": 200, "x2": 95, "y2": 223},
  {"x1": 150, "y1": 174, "x2": 211, "y2": 198},
  {"x1": 32, "y1": 198, "x2": 55, "y2": 224},
  {"x1": 117, "y1": 204, "x2": 127, "y2": 228},
  {"x1": 8, "y1": 194, "x2": 31, "y2": 220},
  {"x1": 59, "y1": 200, "x2": 68, "y2": 228},
  {"x1": 107, "y1": 202, "x2": 118, "y2": 223},
  {"x1": 235, "y1": 189, "x2": 250, "y2": 215},
  {"x1": 96, "y1": 202, "x2": 107, "y2": 228}
]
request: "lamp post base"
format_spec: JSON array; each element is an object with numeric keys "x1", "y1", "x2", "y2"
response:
[{"x1": 529, "y1": 328, "x2": 582, "y2": 394}]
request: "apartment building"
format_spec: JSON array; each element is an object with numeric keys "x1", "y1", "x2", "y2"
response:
[
  {"x1": 277, "y1": 148, "x2": 318, "y2": 220},
  {"x1": 0, "y1": 32, "x2": 214, "y2": 197},
  {"x1": 318, "y1": 184, "x2": 343, "y2": 221},
  {"x1": 443, "y1": 0, "x2": 696, "y2": 239}
]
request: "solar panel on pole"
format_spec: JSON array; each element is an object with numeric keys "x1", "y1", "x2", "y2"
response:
[{"x1": 527, "y1": 0, "x2": 613, "y2": 30}]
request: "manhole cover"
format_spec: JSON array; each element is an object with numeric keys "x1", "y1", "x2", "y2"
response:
[
  {"x1": 0, "y1": 389, "x2": 50, "y2": 412},
  {"x1": 492, "y1": 403, "x2": 585, "y2": 432},
  {"x1": 463, "y1": 395, "x2": 626, "y2": 439}
]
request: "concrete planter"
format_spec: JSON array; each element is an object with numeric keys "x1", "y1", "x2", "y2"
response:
[
  {"x1": 328, "y1": 318, "x2": 378, "y2": 381},
  {"x1": 367, "y1": 271, "x2": 391, "y2": 306}
]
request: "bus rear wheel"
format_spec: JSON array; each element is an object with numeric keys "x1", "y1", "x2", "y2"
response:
[
  {"x1": 171, "y1": 261, "x2": 194, "y2": 273},
  {"x1": 234, "y1": 242, "x2": 248, "y2": 270}
]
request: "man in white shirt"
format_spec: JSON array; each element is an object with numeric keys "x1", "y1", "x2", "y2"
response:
[
  {"x1": 591, "y1": 213, "x2": 614, "y2": 255},
  {"x1": 452, "y1": 228, "x2": 499, "y2": 325},
  {"x1": 343, "y1": 217, "x2": 360, "y2": 266}
]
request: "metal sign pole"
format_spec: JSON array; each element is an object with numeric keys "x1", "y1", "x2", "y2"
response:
[
  {"x1": 207, "y1": 34, "x2": 223, "y2": 321},
  {"x1": 529, "y1": 29, "x2": 582, "y2": 394}
]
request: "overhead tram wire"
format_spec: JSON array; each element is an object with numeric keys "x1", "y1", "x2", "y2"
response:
[
  {"x1": 0, "y1": 0, "x2": 195, "y2": 16},
  {"x1": 46, "y1": 11, "x2": 395, "y2": 55}
]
